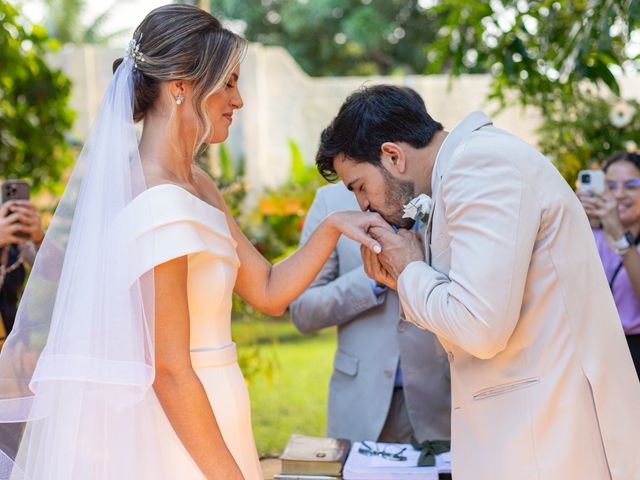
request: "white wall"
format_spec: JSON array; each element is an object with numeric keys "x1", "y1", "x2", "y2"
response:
[{"x1": 48, "y1": 43, "x2": 640, "y2": 191}]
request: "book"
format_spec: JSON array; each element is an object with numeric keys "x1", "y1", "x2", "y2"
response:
[
  {"x1": 279, "y1": 434, "x2": 351, "y2": 476},
  {"x1": 342, "y1": 441, "x2": 451, "y2": 480}
]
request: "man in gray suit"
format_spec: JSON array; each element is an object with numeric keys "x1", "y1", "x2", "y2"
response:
[{"x1": 290, "y1": 182, "x2": 450, "y2": 443}]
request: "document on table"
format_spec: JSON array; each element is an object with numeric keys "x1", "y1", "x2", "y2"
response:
[{"x1": 342, "y1": 442, "x2": 451, "y2": 480}]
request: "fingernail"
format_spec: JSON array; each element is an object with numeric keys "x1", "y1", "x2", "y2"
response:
[{"x1": 373, "y1": 245, "x2": 382, "y2": 254}]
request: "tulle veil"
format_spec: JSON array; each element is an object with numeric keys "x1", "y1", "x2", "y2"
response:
[{"x1": 0, "y1": 47, "x2": 163, "y2": 479}]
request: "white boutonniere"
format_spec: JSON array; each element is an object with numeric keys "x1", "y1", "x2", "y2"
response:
[{"x1": 402, "y1": 194, "x2": 433, "y2": 223}]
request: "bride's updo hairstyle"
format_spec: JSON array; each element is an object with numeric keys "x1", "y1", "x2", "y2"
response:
[{"x1": 113, "y1": 4, "x2": 247, "y2": 149}]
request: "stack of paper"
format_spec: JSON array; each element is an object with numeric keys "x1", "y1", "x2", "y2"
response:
[{"x1": 343, "y1": 442, "x2": 450, "y2": 480}]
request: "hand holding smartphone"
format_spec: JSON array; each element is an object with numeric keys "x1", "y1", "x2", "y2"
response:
[
  {"x1": 1, "y1": 180, "x2": 32, "y2": 242},
  {"x1": 577, "y1": 170, "x2": 605, "y2": 194}
]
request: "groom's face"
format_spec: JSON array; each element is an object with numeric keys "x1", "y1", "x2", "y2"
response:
[{"x1": 334, "y1": 154, "x2": 416, "y2": 229}]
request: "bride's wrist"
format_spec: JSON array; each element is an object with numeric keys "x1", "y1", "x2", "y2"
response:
[
  {"x1": 324, "y1": 211, "x2": 338, "y2": 230},
  {"x1": 323, "y1": 212, "x2": 343, "y2": 238}
]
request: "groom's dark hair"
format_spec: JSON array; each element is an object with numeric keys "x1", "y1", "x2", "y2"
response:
[{"x1": 316, "y1": 85, "x2": 443, "y2": 182}]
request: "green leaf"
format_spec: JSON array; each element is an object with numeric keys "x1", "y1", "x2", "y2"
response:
[
  {"x1": 219, "y1": 142, "x2": 233, "y2": 181},
  {"x1": 289, "y1": 139, "x2": 308, "y2": 184}
]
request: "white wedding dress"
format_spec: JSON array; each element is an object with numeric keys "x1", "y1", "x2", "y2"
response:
[{"x1": 126, "y1": 183, "x2": 263, "y2": 480}]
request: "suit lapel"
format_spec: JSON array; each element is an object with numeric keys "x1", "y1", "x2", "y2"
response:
[
  {"x1": 423, "y1": 204, "x2": 435, "y2": 264},
  {"x1": 421, "y1": 111, "x2": 494, "y2": 265}
]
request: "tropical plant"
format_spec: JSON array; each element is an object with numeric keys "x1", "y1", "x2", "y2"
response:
[
  {"x1": 248, "y1": 140, "x2": 327, "y2": 263},
  {"x1": 540, "y1": 94, "x2": 640, "y2": 183},
  {"x1": 425, "y1": 0, "x2": 638, "y2": 113},
  {"x1": 213, "y1": 0, "x2": 442, "y2": 76},
  {"x1": 0, "y1": 1, "x2": 75, "y2": 188},
  {"x1": 423, "y1": 0, "x2": 639, "y2": 185}
]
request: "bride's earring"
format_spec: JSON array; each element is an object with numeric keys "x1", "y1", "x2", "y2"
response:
[{"x1": 176, "y1": 94, "x2": 185, "y2": 105}]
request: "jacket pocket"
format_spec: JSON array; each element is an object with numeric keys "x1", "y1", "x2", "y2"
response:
[
  {"x1": 472, "y1": 377, "x2": 539, "y2": 401},
  {"x1": 334, "y1": 350, "x2": 358, "y2": 377}
]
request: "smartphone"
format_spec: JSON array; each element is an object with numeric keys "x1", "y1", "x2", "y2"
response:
[
  {"x1": 2, "y1": 180, "x2": 31, "y2": 240},
  {"x1": 577, "y1": 170, "x2": 605, "y2": 194},
  {"x1": 2, "y1": 180, "x2": 30, "y2": 204}
]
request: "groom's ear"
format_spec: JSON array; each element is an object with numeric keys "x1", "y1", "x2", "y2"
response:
[{"x1": 380, "y1": 142, "x2": 407, "y2": 175}]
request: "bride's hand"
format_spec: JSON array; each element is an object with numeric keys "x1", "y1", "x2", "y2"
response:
[{"x1": 326, "y1": 211, "x2": 393, "y2": 253}]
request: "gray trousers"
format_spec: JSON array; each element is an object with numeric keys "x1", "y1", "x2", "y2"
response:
[{"x1": 378, "y1": 387, "x2": 414, "y2": 443}]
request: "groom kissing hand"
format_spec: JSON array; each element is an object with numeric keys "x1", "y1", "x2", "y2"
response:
[{"x1": 316, "y1": 84, "x2": 640, "y2": 480}]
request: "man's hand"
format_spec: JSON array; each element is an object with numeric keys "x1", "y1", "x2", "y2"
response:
[
  {"x1": 361, "y1": 226, "x2": 425, "y2": 289},
  {"x1": 361, "y1": 244, "x2": 397, "y2": 290}
]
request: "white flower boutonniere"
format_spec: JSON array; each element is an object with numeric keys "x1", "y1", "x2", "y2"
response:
[{"x1": 402, "y1": 194, "x2": 433, "y2": 223}]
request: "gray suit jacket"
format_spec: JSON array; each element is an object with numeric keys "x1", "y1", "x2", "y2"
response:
[{"x1": 290, "y1": 183, "x2": 450, "y2": 443}]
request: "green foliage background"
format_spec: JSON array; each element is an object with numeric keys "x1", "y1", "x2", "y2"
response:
[
  {"x1": 217, "y1": 0, "x2": 640, "y2": 185},
  {"x1": 214, "y1": 0, "x2": 442, "y2": 76},
  {"x1": 0, "y1": 1, "x2": 74, "y2": 188}
]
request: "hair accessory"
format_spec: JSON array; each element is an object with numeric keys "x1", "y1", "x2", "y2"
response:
[{"x1": 124, "y1": 32, "x2": 145, "y2": 69}]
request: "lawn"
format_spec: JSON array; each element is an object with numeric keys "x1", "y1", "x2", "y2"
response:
[{"x1": 232, "y1": 313, "x2": 336, "y2": 457}]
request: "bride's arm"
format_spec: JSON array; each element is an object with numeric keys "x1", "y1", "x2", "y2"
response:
[
  {"x1": 235, "y1": 209, "x2": 387, "y2": 315},
  {"x1": 153, "y1": 256, "x2": 244, "y2": 480},
  {"x1": 194, "y1": 169, "x2": 390, "y2": 316}
]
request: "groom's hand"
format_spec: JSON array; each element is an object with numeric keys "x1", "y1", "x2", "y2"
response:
[
  {"x1": 368, "y1": 226, "x2": 424, "y2": 284},
  {"x1": 361, "y1": 244, "x2": 397, "y2": 290}
]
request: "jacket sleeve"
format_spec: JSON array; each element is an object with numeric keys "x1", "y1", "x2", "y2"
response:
[
  {"x1": 289, "y1": 188, "x2": 385, "y2": 334},
  {"x1": 397, "y1": 141, "x2": 540, "y2": 359}
]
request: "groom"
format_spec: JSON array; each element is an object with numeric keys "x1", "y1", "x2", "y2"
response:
[{"x1": 315, "y1": 85, "x2": 640, "y2": 480}]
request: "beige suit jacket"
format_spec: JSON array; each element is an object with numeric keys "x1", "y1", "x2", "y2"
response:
[{"x1": 397, "y1": 111, "x2": 640, "y2": 480}]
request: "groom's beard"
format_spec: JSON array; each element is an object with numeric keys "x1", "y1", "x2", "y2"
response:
[{"x1": 375, "y1": 171, "x2": 416, "y2": 230}]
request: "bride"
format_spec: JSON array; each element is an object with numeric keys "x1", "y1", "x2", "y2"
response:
[{"x1": 0, "y1": 4, "x2": 390, "y2": 480}]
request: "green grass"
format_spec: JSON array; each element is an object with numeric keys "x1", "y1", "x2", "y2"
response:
[{"x1": 232, "y1": 314, "x2": 336, "y2": 457}]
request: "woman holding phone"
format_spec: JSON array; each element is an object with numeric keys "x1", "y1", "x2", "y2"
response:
[{"x1": 578, "y1": 151, "x2": 640, "y2": 379}]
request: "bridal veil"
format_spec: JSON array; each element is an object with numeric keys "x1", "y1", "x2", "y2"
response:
[{"x1": 0, "y1": 42, "x2": 161, "y2": 479}]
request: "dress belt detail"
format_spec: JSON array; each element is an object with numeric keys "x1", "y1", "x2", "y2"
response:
[{"x1": 190, "y1": 343, "x2": 237, "y2": 368}]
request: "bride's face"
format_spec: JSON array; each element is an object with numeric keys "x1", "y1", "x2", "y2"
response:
[
  {"x1": 169, "y1": 66, "x2": 243, "y2": 145},
  {"x1": 204, "y1": 66, "x2": 243, "y2": 144}
]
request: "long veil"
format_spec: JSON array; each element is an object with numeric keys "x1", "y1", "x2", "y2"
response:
[{"x1": 0, "y1": 51, "x2": 161, "y2": 479}]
